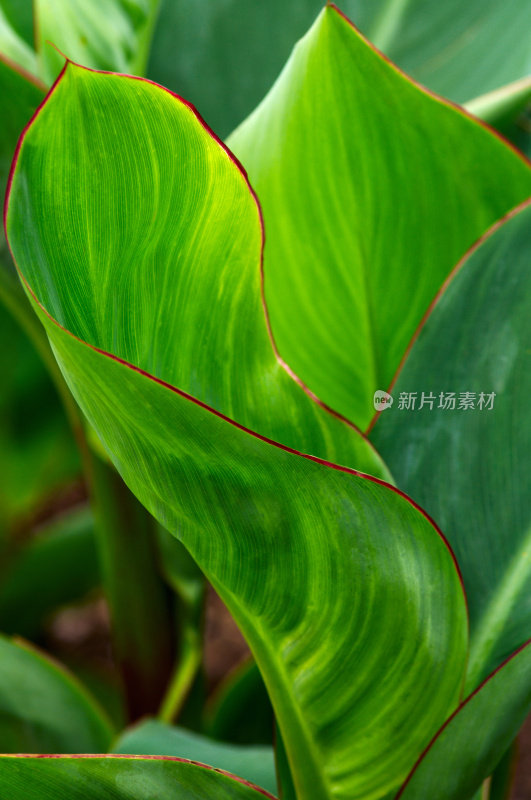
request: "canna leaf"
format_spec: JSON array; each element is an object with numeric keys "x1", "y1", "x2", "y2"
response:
[
  {"x1": 113, "y1": 719, "x2": 277, "y2": 795},
  {"x1": 227, "y1": 6, "x2": 531, "y2": 430},
  {"x1": 371, "y1": 201, "x2": 531, "y2": 689},
  {"x1": 149, "y1": 1, "x2": 531, "y2": 140},
  {"x1": 0, "y1": 635, "x2": 113, "y2": 752},
  {"x1": 350, "y1": 0, "x2": 531, "y2": 106},
  {"x1": 5, "y1": 63, "x2": 468, "y2": 800},
  {"x1": 397, "y1": 641, "x2": 531, "y2": 800},
  {"x1": 34, "y1": 0, "x2": 161, "y2": 84},
  {"x1": 4, "y1": 60, "x2": 386, "y2": 481},
  {"x1": 0, "y1": 755, "x2": 276, "y2": 799}
]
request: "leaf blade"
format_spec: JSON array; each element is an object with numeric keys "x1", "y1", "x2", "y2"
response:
[
  {"x1": 227, "y1": 6, "x2": 531, "y2": 429},
  {"x1": 5, "y1": 65, "x2": 468, "y2": 800}
]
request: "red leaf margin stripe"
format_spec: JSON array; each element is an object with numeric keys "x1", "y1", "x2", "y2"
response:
[
  {"x1": 394, "y1": 637, "x2": 531, "y2": 798},
  {"x1": 4, "y1": 59, "x2": 468, "y2": 608},
  {"x1": 0, "y1": 753, "x2": 278, "y2": 799},
  {"x1": 366, "y1": 195, "x2": 531, "y2": 435}
]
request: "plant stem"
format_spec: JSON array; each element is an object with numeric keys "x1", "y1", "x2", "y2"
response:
[
  {"x1": 158, "y1": 621, "x2": 201, "y2": 723},
  {"x1": 88, "y1": 453, "x2": 174, "y2": 720}
]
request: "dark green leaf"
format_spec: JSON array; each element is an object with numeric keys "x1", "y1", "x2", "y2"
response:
[
  {"x1": 371, "y1": 201, "x2": 531, "y2": 688},
  {"x1": 0, "y1": 635, "x2": 113, "y2": 752},
  {"x1": 397, "y1": 642, "x2": 531, "y2": 800},
  {"x1": 207, "y1": 660, "x2": 273, "y2": 746}
]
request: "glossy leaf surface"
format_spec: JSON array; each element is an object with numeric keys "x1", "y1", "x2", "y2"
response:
[
  {"x1": 372, "y1": 202, "x2": 531, "y2": 689},
  {"x1": 113, "y1": 719, "x2": 277, "y2": 794},
  {"x1": 35, "y1": 0, "x2": 160, "y2": 84},
  {"x1": 228, "y1": 6, "x2": 531, "y2": 429},
  {"x1": 149, "y1": 1, "x2": 531, "y2": 140},
  {"x1": 5, "y1": 61, "x2": 386, "y2": 479},
  {"x1": 0, "y1": 755, "x2": 276, "y2": 799},
  {"x1": 6, "y1": 65, "x2": 468, "y2": 800},
  {"x1": 0, "y1": 636, "x2": 112, "y2": 752},
  {"x1": 397, "y1": 642, "x2": 531, "y2": 800}
]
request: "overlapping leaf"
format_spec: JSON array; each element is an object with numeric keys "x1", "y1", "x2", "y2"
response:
[
  {"x1": 227, "y1": 6, "x2": 531, "y2": 430},
  {"x1": 0, "y1": 755, "x2": 276, "y2": 799},
  {"x1": 149, "y1": 1, "x2": 531, "y2": 144},
  {"x1": 5, "y1": 64, "x2": 467, "y2": 800},
  {"x1": 372, "y1": 201, "x2": 531, "y2": 690},
  {"x1": 0, "y1": 635, "x2": 112, "y2": 752},
  {"x1": 113, "y1": 719, "x2": 277, "y2": 794},
  {"x1": 397, "y1": 642, "x2": 531, "y2": 800},
  {"x1": 34, "y1": 0, "x2": 161, "y2": 84}
]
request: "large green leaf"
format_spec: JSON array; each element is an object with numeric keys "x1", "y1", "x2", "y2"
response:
[
  {"x1": 227, "y1": 6, "x2": 531, "y2": 430},
  {"x1": 34, "y1": 0, "x2": 161, "y2": 84},
  {"x1": 371, "y1": 201, "x2": 531, "y2": 690},
  {"x1": 113, "y1": 719, "x2": 277, "y2": 795},
  {"x1": 4, "y1": 61, "x2": 386, "y2": 480},
  {"x1": 5, "y1": 64, "x2": 468, "y2": 800},
  {"x1": 0, "y1": 755, "x2": 276, "y2": 799},
  {"x1": 148, "y1": 1, "x2": 531, "y2": 140},
  {"x1": 0, "y1": 635, "x2": 113, "y2": 752},
  {"x1": 397, "y1": 642, "x2": 531, "y2": 800}
]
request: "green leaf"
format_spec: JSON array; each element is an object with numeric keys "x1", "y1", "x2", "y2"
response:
[
  {"x1": 0, "y1": 0, "x2": 34, "y2": 49},
  {"x1": 0, "y1": 506, "x2": 99, "y2": 637},
  {"x1": 371, "y1": 201, "x2": 531, "y2": 689},
  {"x1": 207, "y1": 660, "x2": 273, "y2": 747},
  {"x1": 0, "y1": 755, "x2": 276, "y2": 799},
  {"x1": 0, "y1": 635, "x2": 113, "y2": 752},
  {"x1": 6, "y1": 64, "x2": 468, "y2": 800},
  {"x1": 0, "y1": 6, "x2": 37, "y2": 76},
  {"x1": 5, "y1": 60, "x2": 386, "y2": 481},
  {"x1": 0, "y1": 57, "x2": 43, "y2": 193},
  {"x1": 227, "y1": 6, "x2": 531, "y2": 430},
  {"x1": 113, "y1": 719, "x2": 277, "y2": 795},
  {"x1": 34, "y1": 0, "x2": 161, "y2": 84},
  {"x1": 148, "y1": 1, "x2": 531, "y2": 141},
  {"x1": 465, "y1": 79, "x2": 531, "y2": 159},
  {"x1": 397, "y1": 642, "x2": 531, "y2": 800},
  {"x1": 351, "y1": 0, "x2": 531, "y2": 106}
]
